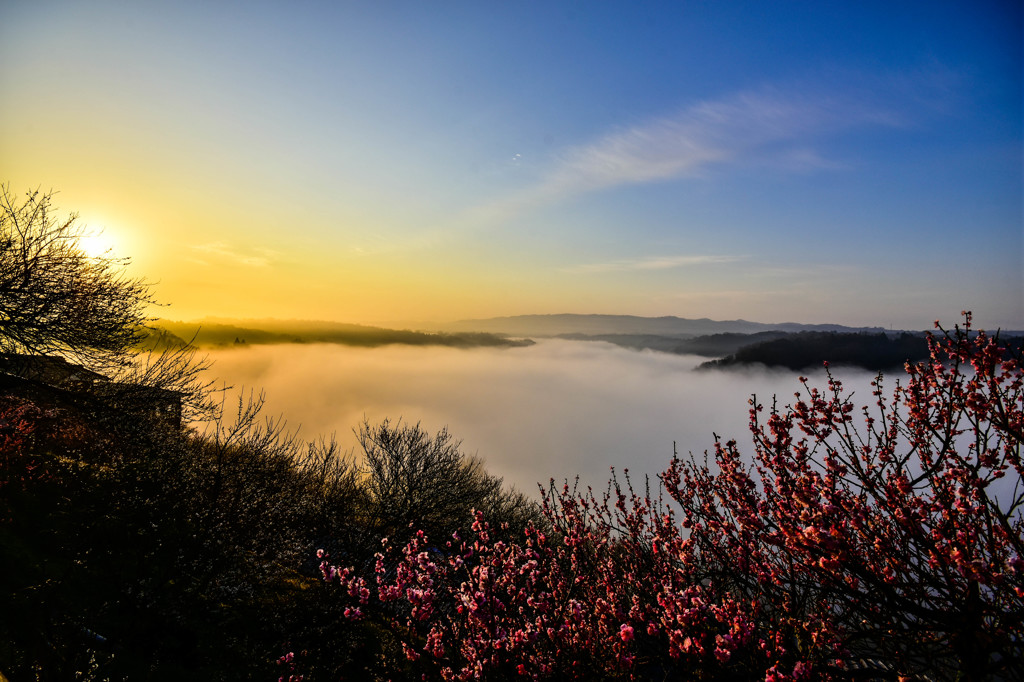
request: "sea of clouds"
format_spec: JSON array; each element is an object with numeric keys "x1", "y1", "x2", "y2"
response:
[{"x1": 197, "y1": 339, "x2": 884, "y2": 496}]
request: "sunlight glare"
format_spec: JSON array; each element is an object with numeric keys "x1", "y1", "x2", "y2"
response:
[{"x1": 77, "y1": 228, "x2": 119, "y2": 258}]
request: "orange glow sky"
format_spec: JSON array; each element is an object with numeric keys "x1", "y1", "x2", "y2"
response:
[{"x1": 2, "y1": 2, "x2": 1021, "y2": 329}]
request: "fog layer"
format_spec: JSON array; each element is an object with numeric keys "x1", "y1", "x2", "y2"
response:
[{"x1": 200, "y1": 340, "x2": 881, "y2": 495}]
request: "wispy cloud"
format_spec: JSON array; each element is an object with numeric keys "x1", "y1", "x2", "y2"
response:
[
  {"x1": 540, "y1": 86, "x2": 899, "y2": 197},
  {"x1": 464, "y1": 78, "x2": 909, "y2": 225},
  {"x1": 190, "y1": 242, "x2": 279, "y2": 267},
  {"x1": 564, "y1": 254, "x2": 743, "y2": 274}
]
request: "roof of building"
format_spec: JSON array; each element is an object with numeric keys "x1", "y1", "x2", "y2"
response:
[{"x1": 0, "y1": 353, "x2": 108, "y2": 385}]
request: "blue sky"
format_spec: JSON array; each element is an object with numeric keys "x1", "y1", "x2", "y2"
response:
[{"x1": 2, "y1": 1, "x2": 1021, "y2": 329}]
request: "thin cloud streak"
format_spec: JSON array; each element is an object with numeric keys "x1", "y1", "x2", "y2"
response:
[
  {"x1": 545, "y1": 86, "x2": 899, "y2": 194},
  {"x1": 191, "y1": 242, "x2": 279, "y2": 267},
  {"x1": 564, "y1": 254, "x2": 744, "y2": 274},
  {"x1": 464, "y1": 80, "x2": 906, "y2": 226}
]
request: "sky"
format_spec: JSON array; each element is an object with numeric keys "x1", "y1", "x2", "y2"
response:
[{"x1": 2, "y1": 1, "x2": 1021, "y2": 330}]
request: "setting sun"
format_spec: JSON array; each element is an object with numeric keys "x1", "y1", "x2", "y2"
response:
[{"x1": 76, "y1": 228, "x2": 119, "y2": 259}]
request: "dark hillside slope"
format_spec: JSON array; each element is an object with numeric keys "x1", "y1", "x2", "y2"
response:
[{"x1": 700, "y1": 332, "x2": 931, "y2": 372}]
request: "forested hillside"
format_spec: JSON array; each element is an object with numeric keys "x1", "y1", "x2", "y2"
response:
[
  {"x1": 151, "y1": 319, "x2": 533, "y2": 350},
  {"x1": 700, "y1": 331, "x2": 931, "y2": 371}
]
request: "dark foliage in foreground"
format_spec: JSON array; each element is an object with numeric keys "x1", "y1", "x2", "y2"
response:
[{"x1": 0, "y1": 383, "x2": 540, "y2": 680}]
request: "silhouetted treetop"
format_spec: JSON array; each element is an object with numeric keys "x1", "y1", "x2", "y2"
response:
[{"x1": 0, "y1": 186, "x2": 154, "y2": 370}]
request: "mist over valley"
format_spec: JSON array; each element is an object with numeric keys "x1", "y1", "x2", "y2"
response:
[
  {"x1": 197, "y1": 337, "x2": 883, "y2": 495},
  {"x1": 180, "y1": 314, "x2": 983, "y2": 493}
]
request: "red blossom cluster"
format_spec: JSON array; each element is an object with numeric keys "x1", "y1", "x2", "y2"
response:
[{"x1": 318, "y1": 315, "x2": 1023, "y2": 680}]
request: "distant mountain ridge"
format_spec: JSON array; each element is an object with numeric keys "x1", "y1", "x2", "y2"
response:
[{"x1": 440, "y1": 314, "x2": 890, "y2": 337}]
